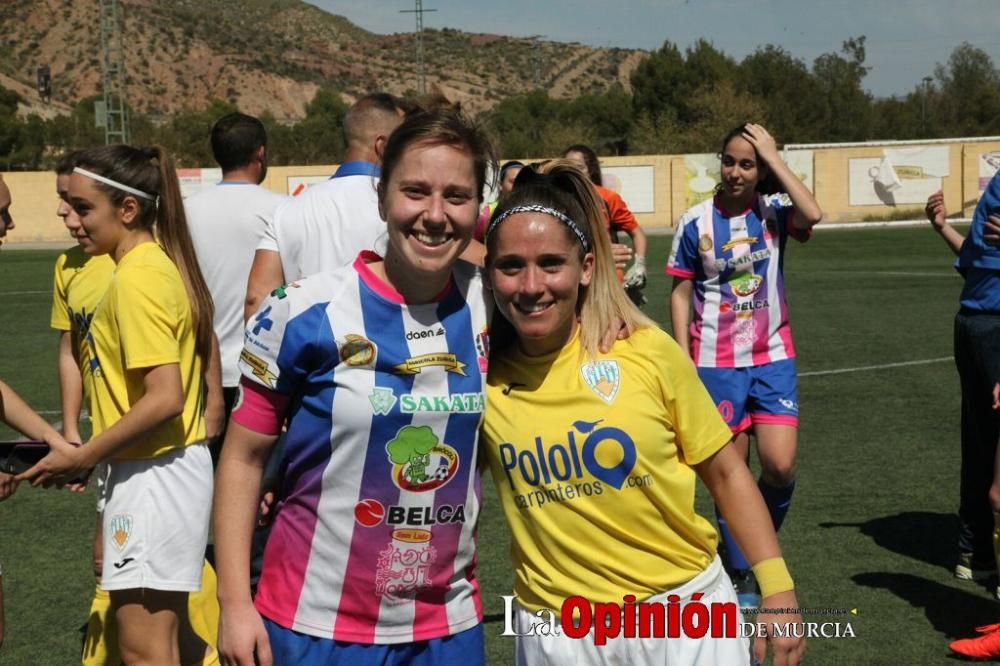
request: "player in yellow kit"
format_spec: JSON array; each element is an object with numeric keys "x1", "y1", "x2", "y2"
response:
[
  {"x1": 480, "y1": 161, "x2": 803, "y2": 665},
  {"x1": 23, "y1": 145, "x2": 219, "y2": 665}
]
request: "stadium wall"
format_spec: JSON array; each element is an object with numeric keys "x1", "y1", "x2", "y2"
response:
[{"x1": 4, "y1": 139, "x2": 999, "y2": 244}]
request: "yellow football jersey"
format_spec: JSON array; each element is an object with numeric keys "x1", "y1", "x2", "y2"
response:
[
  {"x1": 482, "y1": 326, "x2": 733, "y2": 613},
  {"x1": 84, "y1": 242, "x2": 206, "y2": 460},
  {"x1": 50, "y1": 247, "x2": 115, "y2": 363}
]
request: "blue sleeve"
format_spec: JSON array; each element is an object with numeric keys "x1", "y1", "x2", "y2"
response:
[
  {"x1": 769, "y1": 193, "x2": 810, "y2": 243},
  {"x1": 239, "y1": 290, "x2": 336, "y2": 395},
  {"x1": 958, "y1": 171, "x2": 1000, "y2": 271},
  {"x1": 667, "y1": 217, "x2": 701, "y2": 278}
]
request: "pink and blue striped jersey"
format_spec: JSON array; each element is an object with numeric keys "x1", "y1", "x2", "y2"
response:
[
  {"x1": 239, "y1": 251, "x2": 490, "y2": 643},
  {"x1": 666, "y1": 193, "x2": 809, "y2": 368}
]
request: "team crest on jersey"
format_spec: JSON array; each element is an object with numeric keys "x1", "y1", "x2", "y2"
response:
[
  {"x1": 108, "y1": 514, "x2": 133, "y2": 552},
  {"x1": 698, "y1": 234, "x2": 714, "y2": 252},
  {"x1": 340, "y1": 334, "x2": 377, "y2": 367},
  {"x1": 581, "y1": 360, "x2": 621, "y2": 404},
  {"x1": 240, "y1": 349, "x2": 277, "y2": 388},
  {"x1": 393, "y1": 353, "x2": 466, "y2": 376},
  {"x1": 385, "y1": 424, "x2": 460, "y2": 492},
  {"x1": 728, "y1": 271, "x2": 763, "y2": 297}
]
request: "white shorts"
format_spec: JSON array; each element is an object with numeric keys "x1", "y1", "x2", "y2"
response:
[
  {"x1": 515, "y1": 556, "x2": 750, "y2": 666},
  {"x1": 99, "y1": 444, "x2": 212, "y2": 592}
]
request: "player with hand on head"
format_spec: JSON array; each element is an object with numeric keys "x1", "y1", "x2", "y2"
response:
[{"x1": 667, "y1": 123, "x2": 822, "y2": 608}]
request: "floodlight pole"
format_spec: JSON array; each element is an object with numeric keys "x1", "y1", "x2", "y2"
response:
[
  {"x1": 527, "y1": 35, "x2": 545, "y2": 89},
  {"x1": 921, "y1": 76, "x2": 933, "y2": 137},
  {"x1": 400, "y1": 1, "x2": 437, "y2": 95},
  {"x1": 99, "y1": 0, "x2": 130, "y2": 144}
]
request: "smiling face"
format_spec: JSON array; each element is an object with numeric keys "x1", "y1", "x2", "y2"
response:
[
  {"x1": 719, "y1": 135, "x2": 764, "y2": 206},
  {"x1": 488, "y1": 211, "x2": 594, "y2": 357},
  {"x1": 67, "y1": 173, "x2": 129, "y2": 257},
  {"x1": 378, "y1": 141, "x2": 480, "y2": 294}
]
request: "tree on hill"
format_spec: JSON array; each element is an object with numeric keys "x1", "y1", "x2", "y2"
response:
[
  {"x1": 740, "y1": 45, "x2": 821, "y2": 143},
  {"x1": 932, "y1": 43, "x2": 1000, "y2": 137},
  {"x1": 812, "y1": 36, "x2": 873, "y2": 142}
]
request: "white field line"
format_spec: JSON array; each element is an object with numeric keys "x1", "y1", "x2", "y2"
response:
[
  {"x1": 786, "y1": 270, "x2": 957, "y2": 278},
  {"x1": 1, "y1": 290, "x2": 50, "y2": 295},
  {"x1": 800, "y1": 356, "x2": 952, "y2": 377}
]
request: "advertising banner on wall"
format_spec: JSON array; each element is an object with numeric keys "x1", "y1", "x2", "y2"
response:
[
  {"x1": 177, "y1": 168, "x2": 222, "y2": 198},
  {"x1": 602, "y1": 165, "x2": 655, "y2": 213},
  {"x1": 980, "y1": 152, "x2": 1000, "y2": 192},
  {"x1": 785, "y1": 150, "x2": 815, "y2": 193},
  {"x1": 684, "y1": 153, "x2": 720, "y2": 210},
  {"x1": 848, "y1": 146, "x2": 949, "y2": 206},
  {"x1": 286, "y1": 175, "x2": 329, "y2": 196}
]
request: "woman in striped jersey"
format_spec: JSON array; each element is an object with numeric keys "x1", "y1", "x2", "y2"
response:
[
  {"x1": 215, "y1": 109, "x2": 496, "y2": 666},
  {"x1": 667, "y1": 123, "x2": 823, "y2": 607}
]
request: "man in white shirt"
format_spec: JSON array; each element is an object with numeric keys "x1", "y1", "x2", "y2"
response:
[
  {"x1": 244, "y1": 93, "x2": 407, "y2": 319},
  {"x1": 186, "y1": 112, "x2": 286, "y2": 450}
]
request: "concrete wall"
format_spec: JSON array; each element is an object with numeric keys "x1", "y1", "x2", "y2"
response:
[{"x1": 4, "y1": 139, "x2": 999, "y2": 245}]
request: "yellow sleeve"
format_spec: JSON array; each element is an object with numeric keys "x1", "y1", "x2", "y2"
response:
[
  {"x1": 49, "y1": 253, "x2": 71, "y2": 331},
  {"x1": 116, "y1": 267, "x2": 184, "y2": 369},
  {"x1": 649, "y1": 329, "x2": 732, "y2": 465}
]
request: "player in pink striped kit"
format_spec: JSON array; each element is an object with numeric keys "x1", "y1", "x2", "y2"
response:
[
  {"x1": 667, "y1": 123, "x2": 823, "y2": 608},
  {"x1": 213, "y1": 109, "x2": 495, "y2": 665}
]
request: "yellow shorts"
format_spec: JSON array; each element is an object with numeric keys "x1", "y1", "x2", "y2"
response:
[{"x1": 81, "y1": 560, "x2": 220, "y2": 665}]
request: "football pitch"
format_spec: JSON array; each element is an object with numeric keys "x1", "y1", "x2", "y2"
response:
[{"x1": 0, "y1": 226, "x2": 989, "y2": 664}]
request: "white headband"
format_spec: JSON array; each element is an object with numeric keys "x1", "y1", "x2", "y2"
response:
[{"x1": 73, "y1": 166, "x2": 155, "y2": 201}]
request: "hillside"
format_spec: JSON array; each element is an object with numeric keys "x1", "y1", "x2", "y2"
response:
[{"x1": 0, "y1": 0, "x2": 645, "y2": 121}]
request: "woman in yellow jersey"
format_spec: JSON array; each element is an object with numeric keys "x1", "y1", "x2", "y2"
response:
[
  {"x1": 481, "y1": 161, "x2": 804, "y2": 666},
  {"x1": 20, "y1": 145, "x2": 219, "y2": 665}
]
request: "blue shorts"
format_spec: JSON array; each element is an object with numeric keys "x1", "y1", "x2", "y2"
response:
[
  {"x1": 697, "y1": 358, "x2": 799, "y2": 433},
  {"x1": 263, "y1": 618, "x2": 485, "y2": 666}
]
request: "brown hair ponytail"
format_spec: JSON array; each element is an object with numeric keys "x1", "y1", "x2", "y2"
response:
[
  {"x1": 149, "y1": 146, "x2": 215, "y2": 363},
  {"x1": 73, "y1": 144, "x2": 215, "y2": 363}
]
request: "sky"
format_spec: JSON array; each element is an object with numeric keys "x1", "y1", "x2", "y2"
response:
[{"x1": 304, "y1": 0, "x2": 1000, "y2": 98}]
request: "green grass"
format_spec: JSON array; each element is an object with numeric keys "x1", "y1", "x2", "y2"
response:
[{"x1": 0, "y1": 230, "x2": 983, "y2": 664}]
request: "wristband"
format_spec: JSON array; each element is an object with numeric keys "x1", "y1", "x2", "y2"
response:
[{"x1": 752, "y1": 557, "x2": 794, "y2": 598}]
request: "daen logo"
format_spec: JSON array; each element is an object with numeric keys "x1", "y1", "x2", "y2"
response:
[
  {"x1": 499, "y1": 419, "x2": 637, "y2": 491},
  {"x1": 405, "y1": 327, "x2": 444, "y2": 340}
]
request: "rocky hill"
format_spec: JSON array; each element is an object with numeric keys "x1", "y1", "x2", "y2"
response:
[{"x1": 0, "y1": 0, "x2": 646, "y2": 121}]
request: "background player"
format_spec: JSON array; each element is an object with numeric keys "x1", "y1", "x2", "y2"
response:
[
  {"x1": 667, "y1": 123, "x2": 822, "y2": 607},
  {"x1": 563, "y1": 143, "x2": 648, "y2": 305},
  {"x1": 924, "y1": 183, "x2": 1000, "y2": 601},
  {"x1": 21, "y1": 144, "x2": 218, "y2": 665}
]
